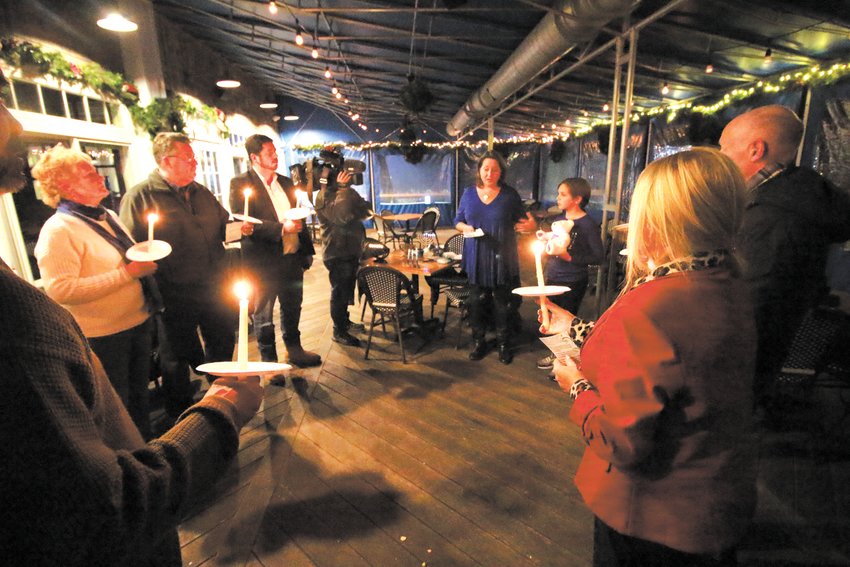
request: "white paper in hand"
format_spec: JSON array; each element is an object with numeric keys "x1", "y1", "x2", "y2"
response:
[{"x1": 539, "y1": 333, "x2": 580, "y2": 366}]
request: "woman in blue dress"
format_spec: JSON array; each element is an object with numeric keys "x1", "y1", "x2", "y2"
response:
[{"x1": 454, "y1": 151, "x2": 537, "y2": 363}]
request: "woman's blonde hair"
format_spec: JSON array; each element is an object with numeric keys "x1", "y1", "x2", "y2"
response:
[
  {"x1": 623, "y1": 147, "x2": 746, "y2": 291},
  {"x1": 31, "y1": 144, "x2": 91, "y2": 208}
]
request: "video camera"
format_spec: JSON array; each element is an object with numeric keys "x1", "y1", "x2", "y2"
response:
[{"x1": 289, "y1": 147, "x2": 366, "y2": 194}]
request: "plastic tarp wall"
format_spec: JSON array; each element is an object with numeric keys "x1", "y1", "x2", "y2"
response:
[
  {"x1": 577, "y1": 124, "x2": 647, "y2": 224},
  {"x1": 809, "y1": 82, "x2": 850, "y2": 294},
  {"x1": 539, "y1": 140, "x2": 580, "y2": 207},
  {"x1": 371, "y1": 148, "x2": 455, "y2": 226}
]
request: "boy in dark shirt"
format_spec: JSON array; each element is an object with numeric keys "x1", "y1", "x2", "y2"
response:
[{"x1": 537, "y1": 178, "x2": 604, "y2": 372}]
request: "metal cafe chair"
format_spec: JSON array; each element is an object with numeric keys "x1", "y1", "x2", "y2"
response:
[
  {"x1": 376, "y1": 209, "x2": 405, "y2": 249},
  {"x1": 357, "y1": 265, "x2": 427, "y2": 363},
  {"x1": 403, "y1": 208, "x2": 440, "y2": 247},
  {"x1": 425, "y1": 232, "x2": 468, "y2": 317}
]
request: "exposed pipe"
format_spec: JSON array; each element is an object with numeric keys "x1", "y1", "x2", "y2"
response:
[{"x1": 446, "y1": 0, "x2": 637, "y2": 137}]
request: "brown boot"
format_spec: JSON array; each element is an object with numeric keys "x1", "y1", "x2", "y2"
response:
[{"x1": 286, "y1": 344, "x2": 322, "y2": 368}]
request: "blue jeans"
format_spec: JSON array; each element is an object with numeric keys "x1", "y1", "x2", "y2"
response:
[
  {"x1": 324, "y1": 256, "x2": 359, "y2": 332},
  {"x1": 89, "y1": 318, "x2": 153, "y2": 439},
  {"x1": 253, "y1": 254, "x2": 305, "y2": 361}
]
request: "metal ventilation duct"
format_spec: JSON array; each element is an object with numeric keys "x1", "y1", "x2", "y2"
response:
[{"x1": 446, "y1": 0, "x2": 637, "y2": 137}]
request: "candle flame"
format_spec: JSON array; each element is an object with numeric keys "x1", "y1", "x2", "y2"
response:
[
  {"x1": 234, "y1": 280, "x2": 251, "y2": 300},
  {"x1": 531, "y1": 240, "x2": 546, "y2": 255},
  {"x1": 147, "y1": 212, "x2": 159, "y2": 224},
  {"x1": 243, "y1": 187, "x2": 252, "y2": 198}
]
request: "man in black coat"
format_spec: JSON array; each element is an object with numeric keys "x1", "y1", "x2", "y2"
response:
[
  {"x1": 720, "y1": 105, "x2": 850, "y2": 403},
  {"x1": 229, "y1": 134, "x2": 320, "y2": 368},
  {"x1": 121, "y1": 133, "x2": 236, "y2": 417}
]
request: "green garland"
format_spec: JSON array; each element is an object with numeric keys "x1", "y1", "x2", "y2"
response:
[{"x1": 0, "y1": 37, "x2": 228, "y2": 139}]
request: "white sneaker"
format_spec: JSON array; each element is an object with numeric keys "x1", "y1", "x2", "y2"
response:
[{"x1": 537, "y1": 353, "x2": 556, "y2": 370}]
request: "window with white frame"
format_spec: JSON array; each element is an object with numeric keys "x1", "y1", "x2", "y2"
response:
[{"x1": 6, "y1": 78, "x2": 116, "y2": 125}]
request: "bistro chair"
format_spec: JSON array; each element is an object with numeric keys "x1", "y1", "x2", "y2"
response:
[
  {"x1": 357, "y1": 265, "x2": 428, "y2": 363},
  {"x1": 404, "y1": 208, "x2": 440, "y2": 247},
  {"x1": 425, "y1": 232, "x2": 468, "y2": 317},
  {"x1": 376, "y1": 209, "x2": 405, "y2": 249}
]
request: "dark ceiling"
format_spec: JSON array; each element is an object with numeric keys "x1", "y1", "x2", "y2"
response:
[{"x1": 152, "y1": 0, "x2": 850, "y2": 140}]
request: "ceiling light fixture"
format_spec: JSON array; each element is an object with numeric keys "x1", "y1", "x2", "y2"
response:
[
  {"x1": 268, "y1": 1, "x2": 278, "y2": 15},
  {"x1": 216, "y1": 79, "x2": 241, "y2": 89},
  {"x1": 97, "y1": 12, "x2": 138, "y2": 32},
  {"x1": 283, "y1": 108, "x2": 299, "y2": 121},
  {"x1": 259, "y1": 99, "x2": 278, "y2": 109}
]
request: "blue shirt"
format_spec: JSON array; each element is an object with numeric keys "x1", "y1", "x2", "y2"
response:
[
  {"x1": 453, "y1": 185, "x2": 525, "y2": 286},
  {"x1": 544, "y1": 212, "x2": 604, "y2": 283}
]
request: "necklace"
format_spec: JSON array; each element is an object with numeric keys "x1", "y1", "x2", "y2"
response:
[{"x1": 478, "y1": 187, "x2": 498, "y2": 202}]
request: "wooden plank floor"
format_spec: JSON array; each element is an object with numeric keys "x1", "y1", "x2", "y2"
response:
[{"x1": 176, "y1": 231, "x2": 850, "y2": 567}]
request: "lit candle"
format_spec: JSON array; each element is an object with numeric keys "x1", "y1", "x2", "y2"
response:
[
  {"x1": 243, "y1": 187, "x2": 252, "y2": 218},
  {"x1": 147, "y1": 212, "x2": 158, "y2": 242},
  {"x1": 532, "y1": 240, "x2": 550, "y2": 329},
  {"x1": 234, "y1": 280, "x2": 251, "y2": 368}
]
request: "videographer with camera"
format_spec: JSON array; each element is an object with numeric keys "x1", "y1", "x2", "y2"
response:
[{"x1": 312, "y1": 148, "x2": 372, "y2": 347}]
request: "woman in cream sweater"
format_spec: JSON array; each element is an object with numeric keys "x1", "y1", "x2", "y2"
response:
[{"x1": 34, "y1": 145, "x2": 158, "y2": 438}]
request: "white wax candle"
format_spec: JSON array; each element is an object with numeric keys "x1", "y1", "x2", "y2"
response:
[
  {"x1": 147, "y1": 213, "x2": 158, "y2": 242},
  {"x1": 532, "y1": 240, "x2": 550, "y2": 329},
  {"x1": 243, "y1": 188, "x2": 252, "y2": 218},
  {"x1": 234, "y1": 281, "x2": 251, "y2": 368}
]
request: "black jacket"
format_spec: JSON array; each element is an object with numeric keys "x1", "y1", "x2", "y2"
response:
[
  {"x1": 228, "y1": 170, "x2": 315, "y2": 276},
  {"x1": 314, "y1": 185, "x2": 371, "y2": 261},
  {"x1": 120, "y1": 170, "x2": 230, "y2": 297},
  {"x1": 738, "y1": 166, "x2": 850, "y2": 378}
]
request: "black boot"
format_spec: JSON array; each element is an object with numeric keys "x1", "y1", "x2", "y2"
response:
[
  {"x1": 469, "y1": 338, "x2": 488, "y2": 361},
  {"x1": 498, "y1": 343, "x2": 513, "y2": 365}
]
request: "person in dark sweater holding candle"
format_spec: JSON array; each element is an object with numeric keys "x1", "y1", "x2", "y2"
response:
[{"x1": 0, "y1": 70, "x2": 263, "y2": 567}]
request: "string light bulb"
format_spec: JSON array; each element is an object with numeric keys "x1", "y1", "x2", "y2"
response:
[
  {"x1": 324, "y1": 66, "x2": 332, "y2": 79},
  {"x1": 268, "y1": 1, "x2": 278, "y2": 15},
  {"x1": 763, "y1": 47, "x2": 773, "y2": 64},
  {"x1": 705, "y1": 63, "x2": 714, "y2": 74},
  {"x1": 311, "y1": 47, "x2": 319, "y2": 59},
  {"x1": 351, "y1": 113, "x2": 360, "y2": 121},
  {"x1": 603, "y1": 103, "x2": 610, "y2": 112},
  {"x1": 331, "y1": 85, "x2": 339, "y2": 95},
  {"x1": 661, "y1": 82, "x2": 670, "y2": 95},
  {"x1": 295, "y1": 22, "x2": 304, "y2": 46},
  {"x1": 335, "y1": 91, "x2": 342, "y2": 99}
]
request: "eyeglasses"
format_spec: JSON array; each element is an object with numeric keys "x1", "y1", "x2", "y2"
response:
[{"x1": 165, "y1": 154, "x2": 197, "y2": 165}]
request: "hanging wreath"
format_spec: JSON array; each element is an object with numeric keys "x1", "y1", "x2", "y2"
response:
[{"x1": 399, "y1": 75, "x2": 434, "y2": 115}]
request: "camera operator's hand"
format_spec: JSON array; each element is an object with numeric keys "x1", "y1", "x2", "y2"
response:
[
  {"x1": 282, "y1": 219, "x2": 302, "y2": 234},
  {"x1": 336, "y1": 170, "x2": 352, "y2": 187}
]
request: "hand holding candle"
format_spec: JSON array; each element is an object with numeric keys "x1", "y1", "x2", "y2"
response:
[
  {"x1": 531, "y1": 240, "x2": 550, "y2": 329},
  {"x1": 234, "y1": 280, "x2": 251, "y2": 368},
  {"x1": 147, "y1": 212, "x2": 158, "y2": 243},
  {"x1": 243, "y1": 187, "x2": 252, "y2": 218}
]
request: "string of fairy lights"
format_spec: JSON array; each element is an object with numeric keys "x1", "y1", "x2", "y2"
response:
[
  {"x1": 264, "y1": 0, "x2": 371, "y2": 131},
  {"x1": 292, "y1": 60, "x2": 850, "y2": 152}
]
